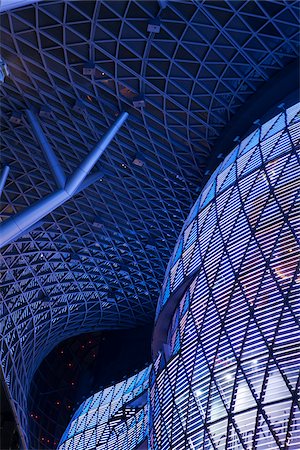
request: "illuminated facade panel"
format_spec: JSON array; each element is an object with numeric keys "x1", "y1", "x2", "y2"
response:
[
  {"x1": 58, "y1": 366, "x2": 151, "y2": 450},
  {"x1": 150, "y1": 103, "x2": 300, "y2": 449},
  {"x1": 1, "y1": 2, "x2": 299, "y2": 446}
]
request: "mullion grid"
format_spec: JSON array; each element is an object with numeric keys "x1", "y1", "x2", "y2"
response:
[{"x1": 150, "y1": 103, "x2": 300, "y2": 448}]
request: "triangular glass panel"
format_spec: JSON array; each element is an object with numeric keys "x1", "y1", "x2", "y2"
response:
[
  {"x1": 186, "y1": 241, "x2": 201, "y2": 274},
  {"x1": 240, "y1": 128, "x2": 260, "y2": 155},
  {"x1": 222, "y1": 145, "x2": 239, "y2": 170},
  {"x1": 287, "y1": 102, "x2": 300, "y2": 124},
  {"x1": 272, "y1": 312, "x2": 300, "y2": 391},
  {"x1": 264, "y1": 112, "x2": 286, "y2": 140},
  {"x1": 233, "y1": 410, "x2": 257, "y2": 448},
  {"x1": 220, "y1": 163, "x2": 237, "y2": 192},
  {"x1": 233, "y1": 370, "x2": 257, "y2": 414},
  {"x1": 208, "y1": 380, "x2": 228, "y2": 424},
  {"x1": 260, "y1": 129, "x2": 285, "y2": 162},
  {"x1": 241, "y1": 144, "x2": 263, "y2": 177},
  {"x1": 185, "y1": 220, "x2": 198, "y2": 250},
  {"x1": 202, "y1": 183, "x2": 216, "y2": 208},
  {"x1": 264, "y1": 399, "x2": 292, "y2": 447},
  {"x1": 239, "y1": 130, "x2": 257, "y2": 156},
  {"x1": 241, "y1": 319, "x2": 267, "y2": 362},
  {"x1": 66, "y1": 3, "x2": 90, "y2": 23},
  {"x1": 187, "y1": 198, "x2": 200, "y2": 223},
  {"x1": 173, "y1": 236, "x2": 183, "y2": 264},
  {"x1": 173, "y1": 260, "x2": 185, "y2": 290},
  {"x1": 261, "y1": 113, "x2": 282, "y2": 139},
  {"x1": 217, "y1": 163, "x2": 233, "y2": 192},
  {"x1": 184, "y1": 221, "x2": 194, "y2": 245},
  {"x1": 237, "y1": 145, "x2": 257, "y2": 176}
]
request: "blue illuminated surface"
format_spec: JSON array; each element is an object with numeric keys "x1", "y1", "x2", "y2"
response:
[
  {"x1": 151, "y1": 103, "x2": 300, "y2": 449},
  {"x1": 0, "y1": 1, "x2": 299, "y2": 446},
  {"x1": 58, "y1": 103, "x2": 300, "y2": 450},
  {"x1": 58, "y1": 366, "x2": 151, "y2": 450},
  {"x1": 157, "y1": 102, "x2": 300, "y2": 318}
]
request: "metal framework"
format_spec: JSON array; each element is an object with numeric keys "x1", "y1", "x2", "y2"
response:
[
  {"x1": 150, "y1": 103, "x2": 300, "y2": 449},
  {"x1": 58, "y1": 366, "x2": 151, "y2": 450},
  {"x1": 0, "y1": 110, "x2": 128, "y2": 247},
  {"x1": 0, "y1": 0, "x2": 299, "y2": 447}
]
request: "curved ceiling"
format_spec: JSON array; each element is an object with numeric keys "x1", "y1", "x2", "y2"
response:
[{"x1": 0, "y1": 0, "x2": 299, "y2": 445}]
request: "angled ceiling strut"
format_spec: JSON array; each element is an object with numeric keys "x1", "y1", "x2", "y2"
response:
[
  {"x1": 0, "y1": 0, "x2": 42, "y2": 13},
  {"x1": 25, "y1": 109, "x2": 66, "y2": 189},
  {"x1": 0, "y1": 165, "x2": 10, "y2": 198},
  {"x1": 0, "y1": 112, "x2": 128, "y2": 248}
]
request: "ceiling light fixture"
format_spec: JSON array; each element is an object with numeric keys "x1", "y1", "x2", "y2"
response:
[
  {"x1": 132, "y1": 95, "x2": 146, "y2": 109},
  {"x1": 9, "y1": 111, "x2": 22, "y2": 125},
  {"x1": 132, "y1": 153, "x2": 145, "y2": 167},
  {"x1": 147, "y1": 17, "x2": 161, "y2": 33},
  {"x1": 83, "y1": 62, "x2": 95, "y2": 76}
]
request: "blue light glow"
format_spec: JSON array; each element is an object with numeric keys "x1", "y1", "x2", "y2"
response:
[
  {"x1": 58, "y1": 366, "x2": 151, "y2": 450},
  {"x1": 151, "y1": 103, "x2": 300, "y2": 449}
]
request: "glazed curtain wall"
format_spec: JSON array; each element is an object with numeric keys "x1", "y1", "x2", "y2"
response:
[
  {"x1": 58, "y1": 366, "x2": 151, "y2": 450},
  {"x1": 150, "y1": 103, "x2": 300, "y2": 449}
]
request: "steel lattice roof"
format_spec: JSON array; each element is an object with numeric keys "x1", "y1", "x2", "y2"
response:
[{"x1": 0, "y1": 0, "x2": 299, "y2": 445}]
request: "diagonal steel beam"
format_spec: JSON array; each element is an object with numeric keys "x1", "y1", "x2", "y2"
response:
[
  {"x1": 75, "y1": 170, "x2": 105, "y2": 195},
  {"x1": 0, "y1": 165, "x2": 10, "y2": 198},
  {"x1": 0, "y1": 0, "x2": 41, "y2": 12},
  {"x1": 0, "y1": 112, "x2": 128, "y2": 248},
  {"x1": 25, "y1": 109, "x2": 66, "y2": 189}
]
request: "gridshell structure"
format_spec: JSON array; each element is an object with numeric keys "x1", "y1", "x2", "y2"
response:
[
  {"x1": 1, "y1": 0, "x2": 300, "y2": 447},
  {"x1": 58, "y1": 365, "x2": 151, "y2": 450},
  {"x1": 150, "y1": 103, "x2": 300, "y2": 449}
]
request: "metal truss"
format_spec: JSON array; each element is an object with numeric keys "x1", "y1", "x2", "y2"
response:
[{"x1": 0, "y1": 0, "x2": 299, "y2": 446}]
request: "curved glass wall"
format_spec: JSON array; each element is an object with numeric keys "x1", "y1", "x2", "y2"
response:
[
  {"x1": 58, "y1": 366, "x2": 151, "y2": 450},
  {"x1": 150, "y1": 103, "x2": 300, "y2": 449}
]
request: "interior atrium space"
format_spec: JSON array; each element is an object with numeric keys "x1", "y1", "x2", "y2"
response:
[{"x1": 0, "y1": 1, "x2": 299, "y2": 449}]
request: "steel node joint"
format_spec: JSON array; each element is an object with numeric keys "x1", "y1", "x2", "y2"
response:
[{"x1": 0, "y1": 113, "x2": 128, "y2": 248}]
